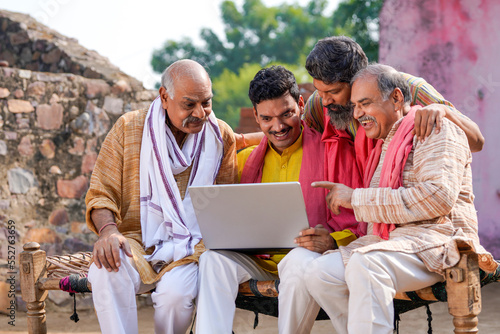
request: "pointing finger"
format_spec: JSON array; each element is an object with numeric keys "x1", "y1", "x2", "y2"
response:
[{"x1": 311, "y1": 181, "x2": 336, "y2": 190}]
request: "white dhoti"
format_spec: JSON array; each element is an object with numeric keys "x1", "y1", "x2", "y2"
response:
[
  {"x1": 277, "y1": 247, "x2": 322, "y2": 334},
  {"x1": 88, "y1": 250, "x2": 198, "y2": 334},
  {"x1": 304, "y1": 251, "x2": 443, "y2": 334},
  {"x1": 196, "y1": 250, "x2": 276, "y2": 333}
]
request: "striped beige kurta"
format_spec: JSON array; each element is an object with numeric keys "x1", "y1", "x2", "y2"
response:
[
  {"x1": 338, "y1": 117, "x2": 497, "y2": 276},
  {"x1": 85, "y1": 109, "x2": 238, "y2": 284}
]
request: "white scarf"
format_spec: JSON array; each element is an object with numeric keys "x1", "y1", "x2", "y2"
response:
[{"x1": 140, "y1": 97, "x2": 223, "y2": 270}]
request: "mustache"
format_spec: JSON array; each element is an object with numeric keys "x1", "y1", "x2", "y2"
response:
[
  {"x1": 325, "y1": 102, "x2": 353, "y2": 113},
  {"x1": 182, "y1": 115, "x2": 206, "y2": 127},
  {"x1": 269, "y1": 127, "x2": 291, "y2": 135},
  {"x1": 357, "y1": 115, "x2": 377, "y2": 123}
]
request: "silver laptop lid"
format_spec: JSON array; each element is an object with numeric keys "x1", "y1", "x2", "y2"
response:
[{"x1": 189, "y1": 182, "x2": 309, "y2": 250}]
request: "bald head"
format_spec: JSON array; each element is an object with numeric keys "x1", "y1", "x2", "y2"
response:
[
  {"x1": 158, "y1": 59, "x2": 214, "y2": 138},
  {"x1": 161, "y1": 59, "x2": 211, "y2": 98}
]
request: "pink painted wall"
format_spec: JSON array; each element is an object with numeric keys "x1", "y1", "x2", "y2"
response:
[{"x1": 379, "y1": 0, "x2": 500, "y2": 257}]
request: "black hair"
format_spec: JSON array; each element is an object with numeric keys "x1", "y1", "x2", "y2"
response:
[
  {"x1": 305, "y1": 36, "x2": 368, "y2": 84},
  {"x1": 248, "y1": 65, "x2": 300, "y2": 108}
]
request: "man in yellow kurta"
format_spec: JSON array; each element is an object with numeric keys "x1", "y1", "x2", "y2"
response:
[
  {"x1": 85, "y1": 60, "x2": 237, "y2": 334},
  {"x1": 196, "y1": 65, "x2": 344, "y2": 333}
]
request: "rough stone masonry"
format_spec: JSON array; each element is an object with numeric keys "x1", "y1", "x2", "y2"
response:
[{"x1": 0, "y1": 9, "x2": 157, "y2": 312}]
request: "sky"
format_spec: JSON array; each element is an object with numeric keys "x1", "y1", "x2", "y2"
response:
[{"x1": 1, "y1": 0, "x2": 340, "y2": 89}]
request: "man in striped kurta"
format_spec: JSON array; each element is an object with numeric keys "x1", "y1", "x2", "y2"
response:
[
  {"x1": 279, "y1": 35, "x2": 486, "y2": 334},
  {"x1": 305, "y1": 64, "x2": 497, "y2": 334},
  {"x1": 85, "y1": 60, "x2": 237, "y2": 334},
  {"x1": 302, "y1": 36, "x2": 485, "y2": 243}
]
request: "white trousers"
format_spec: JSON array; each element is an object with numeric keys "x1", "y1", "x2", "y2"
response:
[
  {"x1": 88, "y1": 250, "x2": 198, "y2": 334},
  {"x1": 277, "y1": 247, "x2": 322, "y2": 334},
  {"x1": 304, "y1": 251, "x2": 444, "y2": 334},
  {"x1": 196, "y1": 250, "x2": 277, "y2": 334}
]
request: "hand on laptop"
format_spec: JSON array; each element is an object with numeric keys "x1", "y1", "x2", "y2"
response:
[{"x1": 294, "y1": 224, "x2": 337, "y2": 253}]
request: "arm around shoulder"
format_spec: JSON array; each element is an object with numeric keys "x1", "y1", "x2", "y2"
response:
[
  {"x1": 216, "y1": 119, "x2": 238, "y2": 184},
  {"x1": 405, "y1": 73, "x2": 485, "y2": 152},
  {"x1": 443, "y1": 106, "x2": 484, "y2": 152},
  {"x1": 415, "y1": 103, "x2": 484, "y2": 152},
  {"x1": 235, "y1": 132, "x2": 264, "y2": 150}
]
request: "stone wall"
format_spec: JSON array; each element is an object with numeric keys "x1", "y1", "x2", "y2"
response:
[
  {"x1": 0, "y1": 66, "x2": 156, "y2": 254},
  {"x1": 0, "y1": 8, "x2": 318, "y2": 314},
  {"x1": 379, "y1": 0, "x2": 500, "y2": 257},
  {"x1": 0, "y1": 9, "x2": 156, "y2": 311}
]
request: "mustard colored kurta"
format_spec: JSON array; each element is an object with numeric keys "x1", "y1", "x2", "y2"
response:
[
  {"x1": 237, "y1": 131, "x2": 303, "y2": 183},
  {"x1": 237, "y1": 130, "x2": 355, "y2": 273},
  {"x1": 337, "y1": 117, "x2": 497, "y2": 276},
  {"x1": 237, "y1": 133, "x2": 304, "y2": 273},
  {"x1": 85, "y1": 109, "x2": 238, "y2": 284}
]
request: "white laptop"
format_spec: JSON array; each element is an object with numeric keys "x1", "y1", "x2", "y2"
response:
[{"x1": 189, "y1": 182, "x2": 309, "y2": 250}]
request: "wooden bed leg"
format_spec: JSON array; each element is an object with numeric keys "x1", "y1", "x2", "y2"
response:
[
  {"x1": 20, "y1": 242, "x2": 48, "y2": 334},
  {"x1": 445, "y1": 251, "x2": 481, "y2": 334}
]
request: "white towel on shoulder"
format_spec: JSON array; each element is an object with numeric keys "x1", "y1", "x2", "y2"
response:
[{"x1": 139, "y1": 96, "x2": 223, "y2": 270}]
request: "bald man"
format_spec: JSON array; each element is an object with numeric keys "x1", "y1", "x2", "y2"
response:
[{"x1": 85, "y1": 60, "x2": 237, "y2": 334}]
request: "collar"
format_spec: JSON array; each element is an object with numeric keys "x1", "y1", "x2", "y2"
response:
[{"x1": 382, "y1": 116, "x2": 405, "y2": 144}]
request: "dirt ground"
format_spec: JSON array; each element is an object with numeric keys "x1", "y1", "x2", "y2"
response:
[{"x1": 2, "y1": 283, "x2": 499, "y2": 333}]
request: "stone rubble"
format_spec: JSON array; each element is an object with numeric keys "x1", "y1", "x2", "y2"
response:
[{"x1": 0, "y1": 9, "x2": 157, "y2": 311}]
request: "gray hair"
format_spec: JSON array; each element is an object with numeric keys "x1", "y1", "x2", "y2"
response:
[
  {"x1": 351, "y1": 64, "x2": 411, "y2": 104},
  {"x1": 161, "y1": 65, "x2": 176, "y2": 98},
  {"x1": 160, "y1": 59, "x2": 211, "y2": 98}
]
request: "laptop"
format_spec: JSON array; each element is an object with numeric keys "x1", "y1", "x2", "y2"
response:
[{"x1": 189, "y1": 182, "x2": 309, "y2": 250}]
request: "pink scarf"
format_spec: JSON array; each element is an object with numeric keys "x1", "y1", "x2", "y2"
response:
[
  {"x1": 362, "y1": 106, "x2": 420, "y2": 239},
  {"x1": 241, "y1": 122, "x2": 328, "y2": 229},
  {"x1": 322, "y1": 111, "x2": 377, "y2": 234}
]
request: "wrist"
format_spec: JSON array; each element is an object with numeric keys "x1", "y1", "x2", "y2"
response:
[
  {"x1": 240, "y1": 133, "x2": 247, "y2": 148},
  {"x1": 329, "y1": 235, "x2": 338, "y2": 250},
  {"x1": 443, "y1": 105, "x2": 451, "y2": 118},
  {"x1": 98, "y1": 222, "x2": 117, "y2": 235}
]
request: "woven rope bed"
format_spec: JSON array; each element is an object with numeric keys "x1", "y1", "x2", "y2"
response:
[{"x1": 20, "y1": 242, "x2": 499, "y2": 333}]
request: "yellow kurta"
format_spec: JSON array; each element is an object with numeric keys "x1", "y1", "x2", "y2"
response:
[
  {"x1": 237, "y1": 134, "x2": 304, "y2": 273},
  {"x1": 237, "y1": 131, "x2": 356, "y2": 273},
  {"x1": 85, "y1": 109, "x2": 238, "y2": 284},
  {"x1": 237, "y1": 130, "x2": 303, "y2": 183}
]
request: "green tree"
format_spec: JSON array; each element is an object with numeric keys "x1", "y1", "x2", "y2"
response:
[
  {"x1": 211, "y1": 64, "x2": 260, "y2": 128},
  {"x1": 331, "y1": 0, "x2": 384, "y2": 61},
  {"x1": 151, "y1": 0, "x2": 332, "y2": 78},
  {"x1": 151, "y1": 0, "x2": 384, "y2": 126}
]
